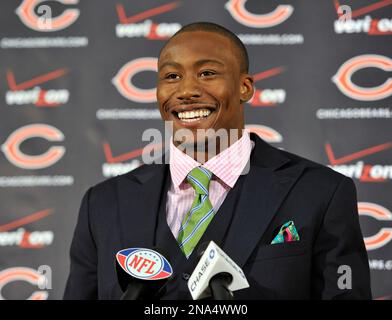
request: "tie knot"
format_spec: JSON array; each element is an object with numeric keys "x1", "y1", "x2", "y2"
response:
[{"x1": 186, "y1": 166, "x2": 212, "y2": 195}]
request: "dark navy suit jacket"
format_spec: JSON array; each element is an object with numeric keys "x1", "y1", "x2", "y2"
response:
[{"x1": 63, "y1": 134, "x2": 372, "y2": 299}]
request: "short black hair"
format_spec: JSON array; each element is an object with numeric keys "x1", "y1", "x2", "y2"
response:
[{"x1": 159, "y1": 21, "x2": 249, "y2": 73}]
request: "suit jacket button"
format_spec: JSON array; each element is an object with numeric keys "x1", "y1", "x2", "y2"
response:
[{"x1": 182, "y1": 273, "x2": 190, "y2": 281}]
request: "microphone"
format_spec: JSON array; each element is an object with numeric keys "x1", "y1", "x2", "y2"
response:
[
  {"x1": 115, "y1": 247, "x2": 173, "y2": 300},
  {"x1": 187, "y1": 241, "x2": 249, "y2": 300}
]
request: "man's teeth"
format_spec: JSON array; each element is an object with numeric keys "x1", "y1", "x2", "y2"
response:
[{"x1": 178, "y1": 109, "x2": 211, "y2": 121}]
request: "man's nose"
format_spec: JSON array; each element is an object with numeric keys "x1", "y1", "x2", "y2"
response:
[{"x1": 176, "y1": 76, "x2": 201, "y2": 100}]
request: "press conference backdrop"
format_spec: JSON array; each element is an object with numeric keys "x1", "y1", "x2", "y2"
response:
[{"x1": 0, "y1": 0, "x2": 391, "y2": 300}]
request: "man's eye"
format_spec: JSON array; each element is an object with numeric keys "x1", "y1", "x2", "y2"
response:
[
  {"x1": 166, "y1": 73, "x2": 180, "y2": 79},
  {"x1": 200, "y1": 70, "x2": 216, "y2": 77}
]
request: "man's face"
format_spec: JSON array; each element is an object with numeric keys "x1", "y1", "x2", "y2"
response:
[{"x1": 157, "y1": 30, "x2": 253, "y2": 148}]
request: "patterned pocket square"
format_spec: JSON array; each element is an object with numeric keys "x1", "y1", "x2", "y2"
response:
[{"x1": 271, "y1": 220, "x2": 300, "y2": 244}]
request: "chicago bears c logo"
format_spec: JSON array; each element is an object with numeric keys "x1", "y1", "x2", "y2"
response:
[
  {"x1": 0, "y1": 267, "x2": 48, "y2": 300},
  {"x1": 332, "y1": 54, "x2": 392, "y2": 101},
  {"x1": 245, "y1": 124, "x2": 283, "y2": 143},
  {"x1": 225, "y1": 0, "x2": 293, "y2": 28},
  {"x1": 1, "y1": 124, "x2": 65, "y2": 169},
  {"x1": 358, "y1": 202, "x2": 392, "y2": 250},
  {"x1": 112, "y1": 57, "x2": 158, "y2": 103},
  {"x1": 16, "y1": 0, "x2": 80, "y2": 32}
]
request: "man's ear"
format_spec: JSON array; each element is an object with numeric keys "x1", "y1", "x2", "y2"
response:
[{"x1": 239, "y1": 74, "x2": 254, "y2": 103}]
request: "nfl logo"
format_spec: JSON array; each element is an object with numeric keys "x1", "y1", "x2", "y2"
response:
[{"x1": 116, "y1": 248, "x2": 173, "y2": 280}]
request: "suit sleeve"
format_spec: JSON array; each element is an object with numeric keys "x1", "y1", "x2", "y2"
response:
[
  {"x1": 63, "y1": 187, "x2": 98, "y2": 299},
  {"x1": 311, "y1": 176, "x2": 372, "y2": 299}
]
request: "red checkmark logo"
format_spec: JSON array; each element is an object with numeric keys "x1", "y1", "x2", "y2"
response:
[
  {"x1": 249, "y1": 66, "x2": 285, "y2": 107},
  {"x1": 252, "y1": 66, "x2": 285, "y2": 83},
  {"x1": 6, "y1": 68, "x2": 68, "y2": 91},
  {"x1": 0, "y1": 209, "x2": 52, "y2": 232},
  {"x1": 116, "y1": 2, "x2": 180, "y2": 24},
  {"x1": 103, "y1": 141, "x2": 163, "y2": 163},
  {"x1": 325, "y1": 142, "x2": 392, "y2": 165},
  {"x1": 334, "y1": 0, "x2": 392, "y2": 19}
]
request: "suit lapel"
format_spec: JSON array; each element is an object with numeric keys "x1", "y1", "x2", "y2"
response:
[
  {"x1": 117, "y1": 163, "x2": 168, "y2": 249},
  {"x1": 223, "y1": 134, "x2": 305, "y2": 267}
]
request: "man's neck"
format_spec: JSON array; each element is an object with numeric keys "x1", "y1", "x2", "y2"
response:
[{"x1": 175, "y1": 129, "x2": 245, "y2": 163}]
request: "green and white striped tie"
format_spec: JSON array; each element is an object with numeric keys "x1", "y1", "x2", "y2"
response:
[{"x1": 177, "y1": 166, "x2": 215, "y2": 258}]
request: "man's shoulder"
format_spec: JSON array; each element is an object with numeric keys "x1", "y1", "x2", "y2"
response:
[
  {"x1": 267, "y1": 146, "x2": 357, "y2": 205},
  {"x1": 251, "y1": 133, "x2": 345, "y2": 183},
  {"x1": 88, "y1": 163, "x2": 165, "y2": 195},
  {"x1": 269, "y1": 143, "x2": 349, "y2": 186}
]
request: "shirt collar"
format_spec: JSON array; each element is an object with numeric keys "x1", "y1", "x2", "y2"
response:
[{"x1": 169, "y1": 130, "x2": 253, "y2": 190}]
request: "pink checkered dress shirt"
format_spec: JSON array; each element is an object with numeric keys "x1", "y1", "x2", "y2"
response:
[{"x1": 166, "y1": 131, "x2": 254, "y2": 239}]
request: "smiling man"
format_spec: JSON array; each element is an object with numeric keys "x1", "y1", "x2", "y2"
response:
[{"x1": 64, "y1": 22, "x2": 371, "y2": 300}]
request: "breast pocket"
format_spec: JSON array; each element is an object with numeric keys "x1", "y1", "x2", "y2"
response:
[{"x1": 250, "y1": 241, "x2": 309, "y2": 261}]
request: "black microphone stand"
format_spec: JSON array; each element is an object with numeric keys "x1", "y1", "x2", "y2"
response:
[
  {"x1": 120, "y1": 282, "x2": 145, "y2": 300},
  {"x1": 209, "y1": 272, "x2": 234, "y2": 300}
]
